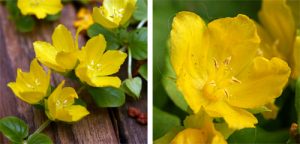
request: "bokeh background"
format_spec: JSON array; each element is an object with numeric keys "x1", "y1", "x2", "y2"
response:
[{"x1": 153, "y1": 0, "x2": 296, "y2": 143}]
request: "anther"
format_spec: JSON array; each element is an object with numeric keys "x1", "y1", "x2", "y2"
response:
[{"x1": 231, "y1": 76, "x2": 241, "y2": 84}]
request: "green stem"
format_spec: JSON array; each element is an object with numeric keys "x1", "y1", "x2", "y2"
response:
[
  {"x1": 119, "y1": 46, "x2": 127, "y2": 52},
  {"x1": 296, "y1": 78, "x2": 300, "y2": 133},
  {"x1": 32, "y1": 119, "x2": 51, "y2": 135},
  {"x1": 128, "y1": 47, "x2": 133, "y2": 79},
  {"x1": 137, "y1": 19, "x2": 147, "y2": 29}
]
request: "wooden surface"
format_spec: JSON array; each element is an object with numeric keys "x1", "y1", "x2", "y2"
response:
[{"x1": 0, "y1": 4, "x2": 147, "y2": 144}]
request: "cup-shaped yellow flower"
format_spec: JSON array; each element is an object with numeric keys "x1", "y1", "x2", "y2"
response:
[
  {"x1": 7, "y1": 59, "x2": 51, "y2": 104},
  {"x1": 258, "y1": 0, "x2": 300, "y2": 79},
  {"x1": 74, "y1": 8, "x2": 94, "y2": 30},
  {"x1": 75, "y1": 34, "x2": 127, "y2": 87},
  {"x1": 17, "y1": 0, "x2": 63, "y2": 19},
  {"x1": 172, "y1": 110, "x2": 226, "y2": 144},
  {"x1": 92, "y1": 0, "x2": 137, "y2": 29},
  {"x1": 45, "y1": 81, "x2": 89, "y2": 122},
  {"x1": 33, "y1": 24, "x2": 79, "y2": 73},
  {"x1": 170, "y1": 12, "x2": 291, "y2": 129}
]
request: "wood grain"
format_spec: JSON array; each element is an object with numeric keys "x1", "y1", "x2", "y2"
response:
[{"x1": 0, "y1": 3, "x2": 147, "y2": 144}]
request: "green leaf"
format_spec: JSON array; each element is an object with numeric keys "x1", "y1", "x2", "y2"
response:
[
  {"x1": 27, "y1": 133, "x2": 52, "y2": 144},
  {"x1": 162, "y1": 56, "x2": 189, "y2": 112},
  {"x1": 154, "y1": 126, "x2": 183, "y2": 144},
  {"x1": 121, "y1": 77, "x2": 142, "y2": 99},
  {"x1": 153, "y1": 107, "x2": 181, "y2": 140},
  {"x1": 214, "y1": 122, "x2": 235, "y2": 139},
  {"x1": 88, "y1": 87, "x2": 125, "y2": 107},
  {"x1": 74, "y1": 98, "x2": 87, "y2": 107},
  {"x1": 87, "y1": 23, "x2": 120, "y2": 50},
  {"x1": 5, "y1": 0, "x2": 20, "y2": 19},
  {"x1": 138, "y1": 63, "x2": 147, "y2": 80},
  {"x1": 133, "y1": 0, "x2": 147, "y2": 21},
  {"x1": 129, "y1": 28, "x2": 147, "y2": 60},
  {"x1": 0, "y1": 116, "x2": 29, "y2": 143},
  {"x1": 295, "y1": 77, "x2": 300, "y2": 133},
  {"x1": 15, "y1": 16, "x2": 35, "y2": 33},
  {"x1": 227, "y1": 127, "x2": 289, "y2": 143}
]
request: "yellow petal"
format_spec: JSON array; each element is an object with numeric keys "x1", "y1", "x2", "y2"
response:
[
  {"x1": 55, "y1": 52, "x2": 78, "y2": 70},
  {"x1": 227, "y1": 57, "x2": 291, "y2": 108},
  {"x1": 18, "y1": 92, "x2": 45, "y2": 104},
  {"x1": 262, "y1": 101, "x2": 279, "y2": 120},
  {"x1": 52, "y1": 24, "x2": 76, "y2": 52},
  {"x1": 92, "y1": 7, "x2": 118, "y2": 29},
  {"x1": 30, "y1": 59, "x2": 51, "y2": 92},
  {"x1": 90, "y1": 76, "x2": 121, "y2": 88},
  {"x1": 97, "y1": 50, "x2": 127, "y2": 76},
  {"x1": 205, "y1": 101, "x2": 258, "y2": 129},
  {"x1": 120, "y1": 0, "x2": 137, "y2": 25},
  {"x1": 205, "y1": 14, "x2": 260, "y2": 75},
  {"x1": 33, "y1": 41, "x2": 65, "y2": 72},
  {"x1": 292, "y1": 36, "x2": 300, "y2": 78},
  {"x1": 80, "y1": 34, "x2": 106, "y2": 63},
  {"x1": 259, "y1": 0, "x2": 295, "y2": 59},
  {"x1": 171, "y1": 128, "x2": 208, "y2": 144},
  {"x1": 47, "y1": 81, "x2": 65, "y2": 119},
  {"x1": 55, "y1": 105, "x2": 89, "y2": 122}
]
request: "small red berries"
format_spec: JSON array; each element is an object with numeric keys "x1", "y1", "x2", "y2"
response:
[{"x1": 128, "y1": 106, "x2": 147, "y2": 125}]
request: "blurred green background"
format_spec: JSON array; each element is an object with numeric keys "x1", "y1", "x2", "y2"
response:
[{"x1": 153, "y1": 0, "x2": 297, "y2": 143}]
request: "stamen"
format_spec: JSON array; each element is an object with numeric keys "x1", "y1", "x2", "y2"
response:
[
  {"x1": 224, "y1": 56, "x2": 231, "y2": 66},
  {"x1": 213, "y1": 58, "x2": 219, "y2": 69},
  {"x1": 231, "y1": 76, "x2": 241, "y2": 84},
  {"x1": 224, "y1": 89, "x2": 229, "y2": 98}
]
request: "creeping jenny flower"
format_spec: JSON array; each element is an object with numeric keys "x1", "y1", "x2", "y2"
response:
[
  {"x1": 92, "y1": 0, "x2": 137, "y2": 29},
  {"x1": 170, "y1": 11, "x2": 291, "y2": 129},
  {"x1": 172, "y1": 110, "x2": 226, "y2": 144},
  {"x1": 17, "y1": 0, "x2": 63, "y2": 19},
  {"x1": 258, "y1": 0, "x2": 300, "y2": 79},
  {"x1": 7, "y1": 59, "x2": 51, "y2": 104},
  {"x1": 74, "y1": 8, "x2": 94, "y2": 30},
  {"x1": 45, "y1": 81, "x2": 89, "y2": 122},
  {"x1": 34, "y1": 24, "x2": 79, "y2": 73},
  {"x1": 75, "y1": 34, "x2": 127, "y2": 88}
]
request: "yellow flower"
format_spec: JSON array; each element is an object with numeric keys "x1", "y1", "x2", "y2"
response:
[
  {"x1": 172, "y1": 110, "x2": 226, "y2": 144},
  {"x1": 7, "y1": 59, "x2": 51, "y2": 104},
  {"x1": 258, "y1": 0, "x2": 300, "y2": 79},
  {"x1": 74, "y1": 8, "x2": 94, "y2": 30},
  {"x1": 45, "y1": 81, "x2": 89, "y2": 122},
  {"x1": 33, "y1": 24, "x2": 79, "y2": 73},
  {"x1": 75, "y1": 34, "x2": 127, "y2": 87},
  {"x1": 17, "y1": 0, "x2": 63, "y2": 19},
  {"x1": 170, "y1": 12, "x2": 291, "y2": 129},
  {"x1": 92, "y1": 0, "x2": 137, "y2": 29}
]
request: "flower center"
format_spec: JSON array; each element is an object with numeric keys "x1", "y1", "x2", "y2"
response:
[
  {"x1": 30, "y1": 0, "x2": 43, "y2": 7},
  {"x1": 203, "y1": 56, "x2": 241, "y2": 101},
  {"x1": 87, "y1": 60, "x2": 102, "y2": 71}
]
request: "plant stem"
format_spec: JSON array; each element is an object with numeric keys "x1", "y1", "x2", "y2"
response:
[
  {"x1": 137, "y1": 19, "x2": 147, "y2": 29},
  {"x1": 77, "y1": 85, "x2": 86, "y2": 95},
  {"x1": 119, "y1": 46, "x2": 127, "y2": 52},
  {"x1": 128, "y1": 47, "x2": 133, "y2": 79},
  {"x1": 296, "y1": 78, "x2": 300, "y2": 133},
  {"x1": 32, "y1": 119, "x2": 51, "y2": 135}
]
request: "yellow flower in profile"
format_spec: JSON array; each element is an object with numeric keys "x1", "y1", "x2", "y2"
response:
[
  {"x1": 17, "y1": 0, "x2": 63, "y2": 19},
  {"x1": 92, "y1": 0, "x2": 137, "y2": 29},
  {"x1": 172, "y1": 110, "x2": 226, "y2": 144},
  {"x1": 45, "y1": 81, "x2": 89, "y2": 122},
  {"x1": 74, "y1": 8, "x2": 94, "y2": 30},
  {"x1": 170, "y1": 12, "x2": 291, "y2": 129},
  {"x1": 34, "y1": 24, "x2": 79, "y2": 73},
  {"x1": 75, "y1": 34, "x2": 127, "y2": 87},
  {"x1": 258, "y1": 0, "x2": 300, "y2": 79},
  {"x1": 7, "y1": 59, "x2": 51, "y2": 104}
]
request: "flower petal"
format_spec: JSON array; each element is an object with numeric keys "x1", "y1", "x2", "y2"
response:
[
  {"x1": 80, "y1": 34, "x2": 106, "y2": 63},
  {"x1": 205, "y1": 101, "x2": 258, "y2": 129},
  {"x1": 97, "y1": 50, "x2": 127, "y2": 76},
  {"x1": 92, "y1": 7, "x2": 119, "y2": 29},
  {"x1": 52, "y1": 24, "x2": 76, "y2": 52},
  {"x1": 205, "y1": 14, "x2": 260, "y2": 75},
  {"x1": 90, "y1": 76, "x2": 121, "y2": 88},
  {"x1": 120, "y1": 0, "x2": 137, "y2": 25},
  {"x1": 56, "y1": 105, "x2": 89, "y2": 122},
  {"x1": 259, "y1": 0, "x2": 295, "y2": 59},
  {"x1": 55, "y1": 52, "x2": 78, "y2": 70},
  {"x1": 292, "y1": 36, "x2": 300, "y2": 78},
  {"x1": 171, "y1": 128, "x2": 208, "y2": 144},
  {"x1": 228, "y1": 57, "x2": 291, "y2": 108}
]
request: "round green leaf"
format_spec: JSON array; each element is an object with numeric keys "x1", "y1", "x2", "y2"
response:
[
  {"x1": 15, "y1": 16, "x2": 35, "y2": 33},
  {"x1": 0, "y1": 116, "x2": 29, "y2": 143},
  {"x1": 129, "y1": 28, "x2": 147, "y2": 60},
  {"x1": 133, "y1": 0, "x2": 147, "y2": 21},
  {"x1": 88, "y1": 87, "x2": 125, "y2": 107},
  {"x1": 138, "y1": 63, "x2": 147, "y2": 80},
  {"x1": 121, "y1": 77, "x2": 142, "y2": 99},
  {"x1": 27, "y1": 133, "x2": 52, "y2": 144}
]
